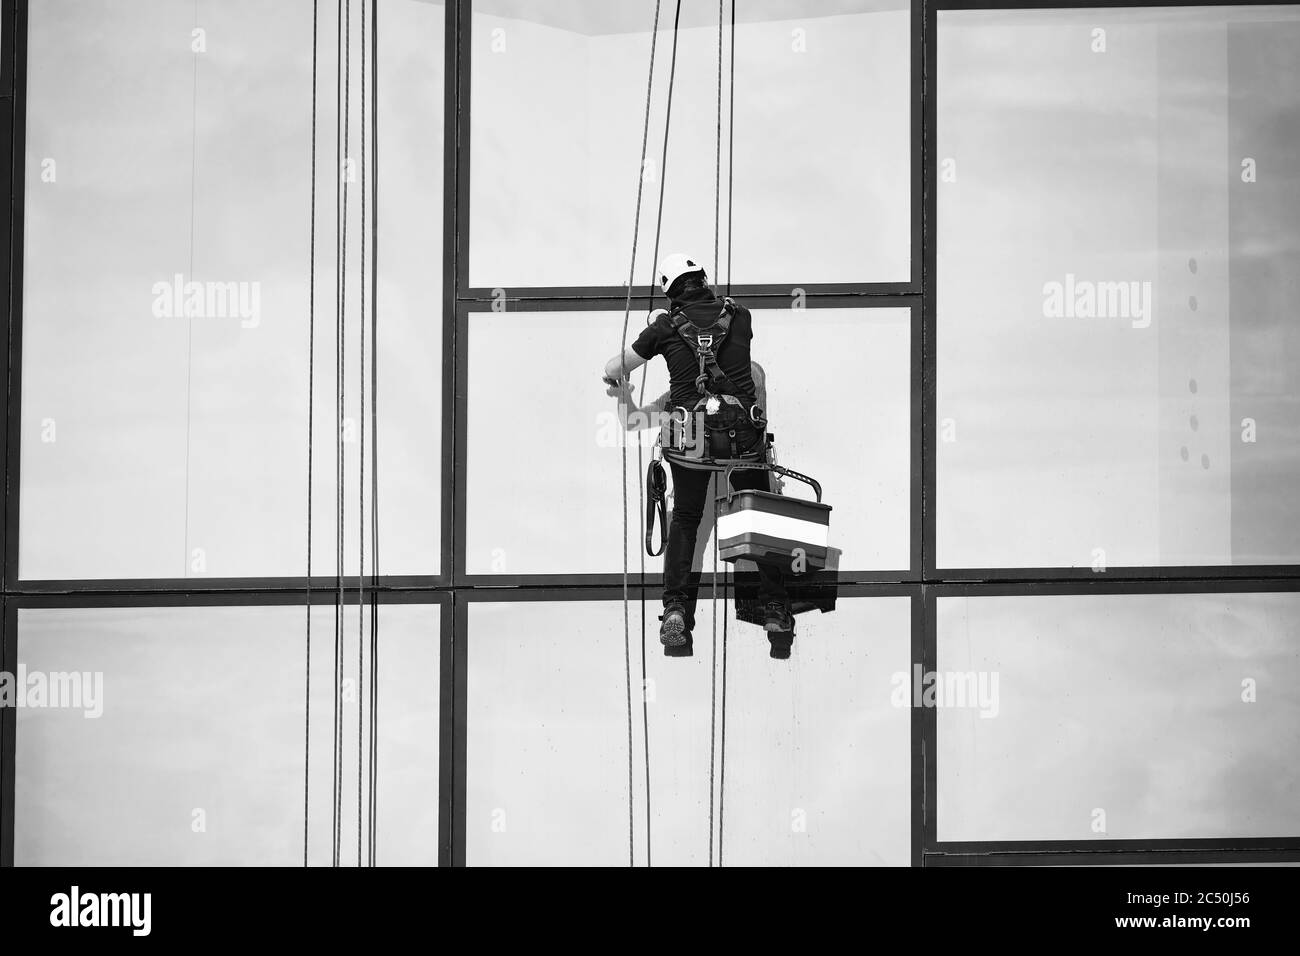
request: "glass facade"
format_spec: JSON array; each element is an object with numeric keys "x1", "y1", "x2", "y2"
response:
[
  {"x1": 1, "y1": 1, "x2": 1297, "y2": 867},
  {"x1": 936, "y1": 4, "x2": 1300, "y2": 570}
]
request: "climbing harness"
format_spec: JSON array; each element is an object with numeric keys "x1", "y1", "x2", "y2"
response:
[{"x1": 659, "y1": 326, "x2": 767, "y2": 466}]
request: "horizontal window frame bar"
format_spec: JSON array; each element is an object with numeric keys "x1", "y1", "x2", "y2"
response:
[
  {"x1": 459, "y1": 292, "x2": 921, "y2": 314},
  {"x1": 460, "y1": 283, "x2": 919, "y2": 302},
  {"x1": 937, "y1": 0, "x2": 1299, "y2": 10}
]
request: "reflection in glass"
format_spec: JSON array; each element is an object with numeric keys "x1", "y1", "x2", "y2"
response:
[
  {"x1": 937, "y1": 5, "x2": 1300, "y2": 568},
  {"x1": 15, "y1": 602, "x2": 440, "y2": 865},
  {"x1": 470, "y1": 0, "x2": 910, "y2": 288},
  {"x1": 20, "y1": 0, "x2": 444, "y2": 579},
  {"x1": 465, "y1": 308, "x2": 910, "y2": 575},
  {"x1": 466, "y1": 595, "x2": 910, "y2": 866},
  {"x1": 937, "y1": 591, "x2": 1300, "y2": 841}
]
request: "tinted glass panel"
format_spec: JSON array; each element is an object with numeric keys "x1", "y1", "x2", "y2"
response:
[
  {"x1": 464, "y1": 307, "x2": 910, "y2": 575},
  {"x1": 937, "y1": 591, "x2": 1300, "y2": 842},
  {"x1": 14, "y1": 602, "x2": 440, "y2": 865},
  {"x1": 469, "y1": 0, "x2": 911, "y2": 288},
  {"x1": 20, "y1": 0, "x2": 444, "y2": 579},
  {"x1": 466, "y1": 595, "x2": 911, "y2": 866},
  {"x1": 937, "y1": 5, "x2": 1300, "y2": 568}
]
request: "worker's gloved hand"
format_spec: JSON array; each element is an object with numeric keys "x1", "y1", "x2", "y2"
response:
[{"x1": 602, "y1": 373, "x2": 621, "y2": 387}]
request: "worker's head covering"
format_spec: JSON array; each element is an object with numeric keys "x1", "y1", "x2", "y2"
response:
[{"x1": 658, "y1": 253, "x2": 706, "y2": 295}]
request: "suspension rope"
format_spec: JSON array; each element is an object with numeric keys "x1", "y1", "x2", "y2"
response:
[
  {"x1": 303, "y1": 0, "x2": 319, "y2": 869},
  {"x1": 706, "y1": 0, "x2": 727, "y2": 870},
  {"x1": 707, "y1": 0, "x2": 737, "y2": 869},
  {"x1": 713, "y1": 0, "x2": 723, "y2": 281},
  {"x1": 367, "y1": 0, "x2": 380, "y2": 870},
  {"x1": 618, "y1": 0, "x2": 664, "y2": 870},
  {"x1": 638, "y1": 0, "x2": 683, "y2": 864},
  {"x1": 708, "y1": 494, "x2": 719, "y2": 866},
  {"x1": 332, "y1": 0, "x2": 351, "y2": 869},
  {"x1": 357, "y1": 0, "x2": 367, "y2": 869},
  {"x1": 726, "y1": 0, "x2": 735, "y2": 299},
  {"x1": 718, "y1": 0, "x2": 736, "y2": 867}
]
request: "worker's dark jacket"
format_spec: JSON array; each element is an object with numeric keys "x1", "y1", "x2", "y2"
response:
[{"x1": 631, "y1": 288, "x2": 759, "y2": 411}]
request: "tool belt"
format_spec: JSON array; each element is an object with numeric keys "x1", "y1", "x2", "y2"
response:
[{"x1": 660, "y1": 394, "x2": 767, "y2": 468}]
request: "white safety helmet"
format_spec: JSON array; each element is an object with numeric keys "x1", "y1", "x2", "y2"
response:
[{"x1": 658, "y1": 253, "x2": 706, "y2": 295}]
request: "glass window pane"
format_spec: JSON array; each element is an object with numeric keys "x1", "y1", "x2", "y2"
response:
[
  {"x1": 14, "y1": 602, "x2": 440, "y2": 865},
  {"x1": 937, "y1": 4, "x2": 1300, "y2": 568},
  {"x1": 465, "y1": 307, "x2": 910, "y2": 575},
  {"x1": 466, "y1": 595, "x2": 911, "y2": 866},
  {"x1": 469, "y1": 0, "x2": 911, "y2": 289},
  {"x1": 937, "y1": 591, "x2": 1300, "y2": 842},
  {"x1": 19, "y1": 0, "x2": 444, "y2": 579}
]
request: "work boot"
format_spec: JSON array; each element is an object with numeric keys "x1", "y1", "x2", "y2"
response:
[
  {"x1": 664, "y1": 634, "x2": 694, "y2": 658},
  {"x1": 660, "y1": 604, "x2": 689, "y2": 647},
  {"x1": 764, "y1": 601, "x2": 793, "y2": 634},
  {"x1": 764, "y1": 601, "x2": 794, "y2": 660}
]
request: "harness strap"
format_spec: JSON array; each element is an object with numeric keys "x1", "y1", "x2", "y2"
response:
[{"x1": 671, "y1": 300, "x2": 739, "y2": 396}]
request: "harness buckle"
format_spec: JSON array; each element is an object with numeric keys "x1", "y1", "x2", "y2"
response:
[{"x1": 696, "y1": 334, "x2": 713, "y2": 349}]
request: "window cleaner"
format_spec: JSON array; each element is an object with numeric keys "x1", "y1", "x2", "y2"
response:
[{"x1": 603, "y1": 253, "x2": 831, "y2": 659}]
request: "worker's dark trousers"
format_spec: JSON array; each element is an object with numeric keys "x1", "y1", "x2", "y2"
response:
[{"x1": 663, "y1": 461, "x2": 787, "y2": 633}]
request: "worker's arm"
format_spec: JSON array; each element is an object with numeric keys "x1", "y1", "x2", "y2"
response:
[{"x1": 602, "y1": 346, "x2": 647, "y2": 386}]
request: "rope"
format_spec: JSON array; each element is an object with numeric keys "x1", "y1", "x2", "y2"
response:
[
  {"x1": 708, "y1": 493, "x2": 718, "y2": 866},
  {"x1": 727, "y1": 0, "x2": 735, "y2": 298},
  {"x1": 303, "y1": 0, "x2": 319, "y2": 870},
  {"x1": 617, "y1": 0, "x2": 663, "y2": 869},
  {"x1": 332, "y1": 0, "x2": 351, "y2": 869},
  {"x1": 713, "y1": 0, "x2": 722, "y2": 281},
  {"x1": 367, "y1": 0, "x2": 380, "y2": 870},
  {"x1": 638, "y1": 0, "x2": 683, "y2": 864},
  {"x1": 357, "y1": 0, "x2": 366, "y2": 868},
  {"x1": 706, "y1": 0, "x2": 725, "y2": 869},
  {"x1": 719, "y1": 0, "x2": 736, "y2": 868}
]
